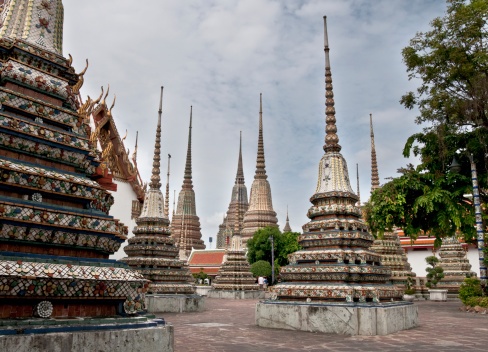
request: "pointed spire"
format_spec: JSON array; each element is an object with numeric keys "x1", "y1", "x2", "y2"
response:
[
  {"x1": 183, "y1": 106, "x2": 193, "y2": 186},
  {"x1": 255, "y1": 93, "x2": 267, "y2": 179},
  {"x1": 149, "y1": 87, "x2": 163, "y2": 190},
  {"x1": 323, "y1": 16, "x2": 341, "y2": 153},
  {"x1": 356, "y1": 163, "x2": 360, "y2": 202},
  {"x1": 283, "y1": 206, "x2": 292, "y2": 232},
  {"x1": 236, "y1": 131, "x2": 245, "y2": 184},
  {"x1": 164, "y1": 154, "x2": 171, "y2": 217},
  {"x1": 370, "y1": 113, "x2": 380, "y2": 192}
]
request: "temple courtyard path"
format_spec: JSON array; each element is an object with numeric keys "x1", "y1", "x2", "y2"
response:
[{"x1": 158, "y1": 297, "x2": 488, "y2": 352}]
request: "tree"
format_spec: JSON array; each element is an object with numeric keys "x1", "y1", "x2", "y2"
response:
[
  {"x1": 246, "y1": 227, "x2": 301, "y2": 267},
  {"x1": 366, "y1": 0, "x2": 488, "y2": 245},
  {"x1": 250, "y1": 260, "x2": 272, "y2": 278},
  {"x1": 425, "y1": 256, "x2": 445, "y2": 288}
]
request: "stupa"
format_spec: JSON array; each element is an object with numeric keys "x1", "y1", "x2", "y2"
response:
[
  {"x1": 0, "y1": 1, "x2": 171, "y2": 350},
  {"x1": 122, "y1": 88, "x2": 203, "y2": 313},
  {"x1": 368, "y1": 114, "x2": 416, "y2": 288},
  {"x1": 209, "y1": 213, "x2": 263, "y2": 299},
  {"x1": 436, "y1": 236, "x2": 475, "y2": 296},
  {"x1": 241, "y1": 94, "x2": 278, "y2": 244},
  {"x1": 256, "y1": 16, "x2": 418, "y2": 336},
  {"x1": 171, "y1": 107, "x2": 205, "y2": 259},
  {"x1": 283, "y1": 207, "x2": 292, "y2": 232},
  {"x1": 216, "y1": 132, "x2": 249, "y2": 249}
]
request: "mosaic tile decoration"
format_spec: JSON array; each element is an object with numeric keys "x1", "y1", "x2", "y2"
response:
[
  {"x1": 0, "y1": 259, "x2": 148, "y2": 301},
  {"x1": 0, "y1": 159, "x2": 113, "y2": 213},
  {"x1": 0, "y1": 0, "x2": 64, "y2": 56},
  {"x1": 0, "y1": 38, "x2": 67, "y2": 67},
  {"x1": 0, "y1": 88, "x2": 86, "y2": 136},
  {"x1": 0, "y1": 200, "x2": 127, "y2": 239},
  {"x1": 0, "y1": 132, "x2": 97, "y2": 175},
  {"x1": 0, "y1": 114, "x2": 90, "y2": 150},
  {"x1": 1, "y1": 60, "x2": 69, "y2": 99},
  {"x1": 0, "y1": 224, "x2": 123, "y2": 254}
]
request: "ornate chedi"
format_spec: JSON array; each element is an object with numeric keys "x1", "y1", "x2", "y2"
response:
[
  {"x1": 283, "y1": 207, "x2": 292, "y2": 232},
  {"x1": 122, "y1": 87, "x2": 195, "y2": 295},
  {"x1": 436, "y1": 236, "x2": 475, "y2": 294},
  {"x1": 0, "y1": 0, "x2": 149, "y2": 318},
  {"x1": 216, "y1": 132, "x2": 249, "y2": 249},
  {"x1": 241, "y1": 94, "x2": 278, "y2": 244},
  {"x1": 369, "y1": 113, "x2": 380, "y2": 192},
  {"x1": 209, "y1": 199, "x2": 262, "y2": 299},
  {"x1": 171, "y1": 107, "x2": 205, "y2": 259},
  {"x1": 268, "y1": 17, "x2": 401, "y2": 304},
  {"x1": 368, "y1": 115, "x2": 415, "y2": 288}
]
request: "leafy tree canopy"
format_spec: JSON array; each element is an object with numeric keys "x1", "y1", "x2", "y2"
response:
[
  {"x1": 246, "y1": 227, "x2": 301, "y2": 267},
  {"x1": 250, "y1": 260, "x2": 272, "y2": 278},
  {"x1": 365, "y1": 0, "x2": 488, "y2": 245}
]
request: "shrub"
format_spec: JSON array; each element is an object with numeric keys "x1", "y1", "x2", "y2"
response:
[
  {"x1": 459, "y1": 277, "x2": 483, "y2": 305},
  {"x1": 404, "y1": 276, "x2": 416, "y2": 295},
  {"x1": 465, "y1": 296, "x2": 488, "y2": 308},
  {"x1": 250, "y1": 260, "x2": 272, "y2": 278}
]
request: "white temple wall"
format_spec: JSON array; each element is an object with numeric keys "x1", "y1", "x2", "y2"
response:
[
  {"x1": 404, "y1": 247, "x2": 480, "y2": 278},
  {"x1": 109, "y1": 180, "x2": 138, "y2": 260}
]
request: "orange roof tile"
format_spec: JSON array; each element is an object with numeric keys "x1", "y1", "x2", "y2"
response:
[{"x1": 188, "y1": 250, "x2": 226, "y2": 266}]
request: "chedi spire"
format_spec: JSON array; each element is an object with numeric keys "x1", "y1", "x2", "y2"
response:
[
  {"x1": 171, "y1": 107, "x2": 205, "y2": 258},
  {"x1": 241, "y1": 94, "x2": 278, "y2": 244},
  {"x1": 370, "y1": 113, "x2": 380, "y2": 192},
  {"x1": 216, "y1": 132, "x2": 249, "y2": 249}
]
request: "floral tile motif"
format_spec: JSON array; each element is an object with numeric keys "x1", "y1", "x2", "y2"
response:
[
  {"x1": 0, "y1": 132, "x2": 97, "y2": 175},
  {"x1": 0, "y1": 159, "x2": 113, "y2": 213},
  {"x1": 1, "y1": 60, "x2": 69, "y2": 99},
  {"x1": 0, "y1": 88, "x2": 86, "y2": 136},
  {"x1": 0, "y1": 223, "x2": 123, "y2": 253},
  {"x1": 0, "y1": 201, "x2": 127, "y2": 239},
  {"x1": 0, "y1": 114, "x2": 90, "y2": 150}
]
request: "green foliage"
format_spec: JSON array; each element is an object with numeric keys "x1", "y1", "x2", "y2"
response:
[
  {"x1": 459, "y1": 277, "x2": 483, "y2": 304},
  {"x1": 404, "y1": 276, "x2": 416, "y2": 295},
  {"x1": 465, "y1": 296, "x2": 488, "y2": 308},
  {"x1": 366, "y1": 0, "x2": 488, "y2": 243},
  {"x1": 192, "y1": 269, "x2": 208, "y2": 282},
  {"x1": 246, "y1": 227, "x2": 301, "y2": 267},
  {"x1": 425, "y1": 256, "x2": 445, "y2": 288},
  {"x1": 250, "y1": 260, "x2": 272, "y2": 278}
]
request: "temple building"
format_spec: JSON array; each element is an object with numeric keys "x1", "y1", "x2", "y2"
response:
[
  {"x1": 216, "y1": 132, "x2": 249, "y2": 249},
  {"x1": 241, "y1": 94, "x2": 278, "y2": 244},
  {"x1": 368, "y1": 114, "x2": 416, "y2": 288},
  {"x1": 256, "y1": 17, "x2": 416, "y2": 336},
  {"x1": 171, "y1": 107, "x2": 205, "y2": 259},
  {"x1": 436, "y1": 236, "x2": 475, "y2": 295},
  {"x1": 90, "y1": 87, "x2": 145, "y2": 260}
]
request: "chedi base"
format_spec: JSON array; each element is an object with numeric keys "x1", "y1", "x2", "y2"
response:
[
  {"x1": 146, "y1": 294, "x2": 205, "y2": 313},
  {"x1": 255, "y1": 301, "x2": 418, "y2": 336}
]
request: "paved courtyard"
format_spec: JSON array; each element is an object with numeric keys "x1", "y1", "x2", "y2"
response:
[{"x1": 159, "y1": 297, "x2": 488, "y2": 352}]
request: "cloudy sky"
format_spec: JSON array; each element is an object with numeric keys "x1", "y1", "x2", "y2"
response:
[{"x1": 63, "y1": 1, "x2": 447, "y2": 247}]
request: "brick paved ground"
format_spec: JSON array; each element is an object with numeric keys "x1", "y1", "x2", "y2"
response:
[{"x1": 158, "y1": 298, "x2": 488, "y2": 352}]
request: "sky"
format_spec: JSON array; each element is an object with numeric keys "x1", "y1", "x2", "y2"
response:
[{"x1": 63, "y1": 0, "x2": 448, "y2": 248}]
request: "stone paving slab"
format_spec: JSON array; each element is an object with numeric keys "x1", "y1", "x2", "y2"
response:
[{"x1": 159, "y1": 298, "x2": 488, "y2": 351}]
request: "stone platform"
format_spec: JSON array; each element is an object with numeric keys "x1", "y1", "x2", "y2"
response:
[
  {"x1": 146, "y1": 294, "x2": 205, "y2": 313},
  {"x1": 207, "y1": 290, "x2": 265, "y2": 300},
  {"x1": 0, "y1": 317, "x2": 173, "y2": 352},
  {"x1": 255, "y1": 301, "x2": 418, "y2": 336}
]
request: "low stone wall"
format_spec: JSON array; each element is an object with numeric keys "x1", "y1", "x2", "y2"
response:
[
  {"x1": 256, "y1": 301, "x2": 418, "y2": 336},
  {"x1": 146, "y1": 294, "x2": 205, "y2": 313},
  {"x1": 195, "y1": 285, "x2": 212, "y2": 296},
  {"x1": 0, "y1": 325, "x2": 173, "y2": 352},
  {"x1": 207, "y1": 290, "x2": 265, "y2": 300}
]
